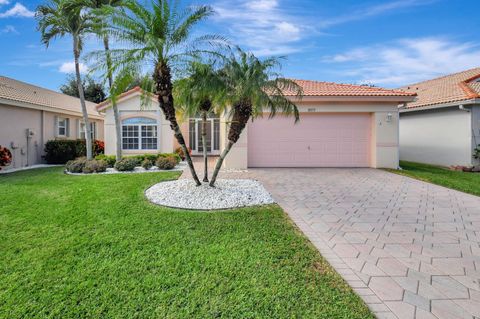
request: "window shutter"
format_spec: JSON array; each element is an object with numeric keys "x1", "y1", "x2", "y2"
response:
[
  {"x1": 66, "y1": 118, "x2": 70, "y2": 137},
  {"x1": 76, "y1": 119, "x2": 80, "y2": 138},
  {"x1": 54, "y1": 115, "x2": 58, "y2": 138}
]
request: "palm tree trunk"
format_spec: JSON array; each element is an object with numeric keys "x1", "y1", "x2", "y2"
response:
[
  {"x1": 201, "y1": 111, "x2": 208, "y2": 182},
  {"x1": 154, "y1": 62, "x2": 201, "y2": 186},
  {"x1": 73, "y1": 37, "x2": 92, "y2": 160},
  {"x1": 210, "y1": 100, "x2": 252, "y2": 187},
  {"x1": 209, "y1": 140, "x2": 233, "y2": 186},
  {"x1": 103, "y1": 36, "x2": 122, "y2": 161}
]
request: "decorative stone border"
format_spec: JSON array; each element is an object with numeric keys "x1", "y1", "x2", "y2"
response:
[{"x1": 145, "y1": 179, "x2": 275, "y2": 210}]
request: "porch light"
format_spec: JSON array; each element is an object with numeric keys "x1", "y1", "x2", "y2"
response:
[{"x1": 386, "y1": 113, "x2": 393, "y2": 123}]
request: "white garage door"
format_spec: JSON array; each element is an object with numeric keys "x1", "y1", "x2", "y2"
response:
[{"x1": 247, "y1": 113, "x2": 372, "y2": 167}]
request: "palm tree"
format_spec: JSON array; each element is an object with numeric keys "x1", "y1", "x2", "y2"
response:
[
  {"x1": 209, "y1": 48, "x2": 303, "y2": 186},
  {"x1": 105, "y1": 0, "x2": 223, "y2": 186},
  {"x1": 86, "y1": 0, "x2": 126, "y2": 161},
  {"x1": 36, "y1": 0, "x2": 99, "y2": 160},
  {"x1": 174, "y1": 61, "x2": 226, "y2": 182}
]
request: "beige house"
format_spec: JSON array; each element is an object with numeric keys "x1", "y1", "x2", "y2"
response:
[
  {"x1": 0, "y1": 76, "x2": 104, "y2": 171},
  {"x1": 399, "y1": 68, "x2": 480, "y2": 166},
  {"x1": 98, "y1": 80, "x2": 414, "y2": 169}
]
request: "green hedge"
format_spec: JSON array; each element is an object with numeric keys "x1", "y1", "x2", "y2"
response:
[
  {"x1": 95, "y1": 153, "x2": 180, "y2": 168},
  {"x1": 44, "y1": 139, "x2": 104, "y2": 164}
]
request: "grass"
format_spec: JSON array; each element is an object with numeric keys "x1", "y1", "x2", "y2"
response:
[
  {"x1": 387, "y1": 161, "x2": 480, "y2": 196},
  {"x1": 0, "y1": 167, "x2": 373, "y2": 319}
]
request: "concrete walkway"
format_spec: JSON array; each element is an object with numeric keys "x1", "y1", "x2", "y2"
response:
[{"x1": 184, "y1": 160, "x2": 480, "y2": 318}]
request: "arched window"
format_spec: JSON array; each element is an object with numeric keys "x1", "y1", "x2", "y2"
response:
[{"x1": 122, "y1": 117, "x2": 158, "y2": 150}]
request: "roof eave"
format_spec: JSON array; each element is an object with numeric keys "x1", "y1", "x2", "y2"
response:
[
  {"x1": 0, "y1": 97, "x2": 104, "y2": 120},
  {"x1": 399, "y1": 99, "x2": 479, "y2": 113},
  {"x1": 96, "y1": 87, "x2": 158, "y2": 111}
]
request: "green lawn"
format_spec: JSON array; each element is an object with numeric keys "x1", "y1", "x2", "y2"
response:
[
  {"x1": 0, "y1": 167, "x2": 372, "y2": 319},
  {"x1": 387, "y1": 161, "x2": 480, "y2": 196}
]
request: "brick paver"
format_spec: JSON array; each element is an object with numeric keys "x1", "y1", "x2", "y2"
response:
[{"x1": 185, "y1": 162, "x2": 480, "y2": 318}]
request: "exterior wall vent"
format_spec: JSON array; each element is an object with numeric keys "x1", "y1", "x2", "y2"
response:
[{"x1": 307, "y1": 108, "x2": 316, "y2": 112}]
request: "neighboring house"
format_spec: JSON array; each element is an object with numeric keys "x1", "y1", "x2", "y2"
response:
[
  {"x1": 0, "y1": 76, "x2": 104, "y2": 170},
  {"x1": 399, "y1": 68, "x2": 480, "y2": 167},
  {"x1": 98, "y1": 81, "x2": 414, "y2": 169}
]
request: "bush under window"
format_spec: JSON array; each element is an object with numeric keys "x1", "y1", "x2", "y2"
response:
[
  {"x1": 156, "y1": 156, "x2": 177, "y2": 170},
  {"x1": 114, "y1": 158, "x2": 138, "y2": 171}
]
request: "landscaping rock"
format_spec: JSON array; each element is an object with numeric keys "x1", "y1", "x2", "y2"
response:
[{"x1": 145, "y1": 179, "x2": 275, "y2": 210}]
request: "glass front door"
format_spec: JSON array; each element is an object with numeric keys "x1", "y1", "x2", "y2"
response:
[{"x1": 189, "y1": 118, "x2": 220, "y2": 155}]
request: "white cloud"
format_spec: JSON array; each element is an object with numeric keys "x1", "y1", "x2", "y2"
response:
[
  {"x1": 325, "y1": 37, "x2": 480, "y2": 86},
  {"x1": 59, "y1": 62, "x2": 89, "y2": 74},
  {"x1": 0, "y1": 3, "x2": 34, "y2": 18},
  {"x1": 213, "y1": 0, "x2": 310, "y2": 56},
  {"x1": 0, "y1": 0, "x2": 10, "y2": 6},
  {"x1": 0, "y1": 24, "x2": 17, "y2": 33}
]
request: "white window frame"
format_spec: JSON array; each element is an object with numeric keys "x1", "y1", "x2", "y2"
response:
[
  {"x1": 121, "y1": 117, "x2": 158, "y2": 150},
  {"x1": 57, "y1": 117, "x2": 68, "y2": 137},
  {"x1": 79, "y1": 121, "x2": 97, "y2": 140}
]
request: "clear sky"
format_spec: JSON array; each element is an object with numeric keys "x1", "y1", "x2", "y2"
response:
[{"x1": 0, "y1": 0, "x2": 479, "y2": 91}]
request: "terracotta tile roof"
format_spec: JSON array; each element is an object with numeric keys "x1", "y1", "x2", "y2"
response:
[
  {"x1": 97, "y1": 80, "x2": 416, "y2": 110},
  {"x1": 286, "y1": 79, "x2": 416, "y2": 97},
  {"x1": 0, "y1": 75, "x2": 100, "y2": 117},
  {"x1": 399, "y1": 67, "x2": 480, "y2": 109}
]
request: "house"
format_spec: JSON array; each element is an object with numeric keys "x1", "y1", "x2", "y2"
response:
[
  {"x1": 98, "y1": 80, "x2": 415, "y2": 169},
  {"x1": 0, "y1": 76, "x2": 104, "y2": 170},
  {"x1": 398, "y1": 68, "x2": 480, "y2": 167}
]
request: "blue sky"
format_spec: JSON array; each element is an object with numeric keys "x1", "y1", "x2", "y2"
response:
[{"x1": 0, "y1": 0, "x2": 479, "y2": 91}]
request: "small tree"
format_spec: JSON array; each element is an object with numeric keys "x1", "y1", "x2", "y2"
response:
[
  {"x1": 209, "y1": 48, "x2": 303, "y2": 186},
  {"x1": 36, "y1": 0, "x2": 99, "y2": 160},
  {"x1": 174, "y1": 61, "x2": 225, "y2": 182},
  {"x1": 60, "y1": 74, "x2": 106, "y2": 103}
]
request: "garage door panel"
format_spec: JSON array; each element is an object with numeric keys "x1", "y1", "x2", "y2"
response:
[{"x1": 248, "y1": 113, "x2": 371, "y2": 167}]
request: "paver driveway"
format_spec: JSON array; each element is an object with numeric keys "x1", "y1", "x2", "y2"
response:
[
  {"x1": 183, "y1": 161, "x2": 480, "y2": 318},
  {"x1": 240, "y1": 168, "x2": 480, "y2": 319}
]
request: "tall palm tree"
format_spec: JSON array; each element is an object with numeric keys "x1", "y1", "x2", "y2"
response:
[
  {"x1": 36, "y1": 0, "x2": 99, "y2": 160},
  {"x1": 174, "y1": 61, "x2": 226, "y2": 182},
  {"x1": 106, "y1": 0, "x2": 223, "y2": 186},
  {"x1": 86, "y1": 0, "x2": 126, "y2": 161},
  {"x1": 209, "y1": 48, "x2": 303, "y2": 186}
]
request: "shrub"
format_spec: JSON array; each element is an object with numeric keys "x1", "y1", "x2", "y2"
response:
[
  {"x1": 93, "y1": 140, "x2": 105, "y2": 156},
  {"x1": 95, "y1": 154, "x2": 116, "y2": 168},
  {"x1": 474, "y1": 145, "x2": 480, "y2": 160},
  {"x1": 65, "y1": 157, "x2": 87, "y2": 173},
  {"x1": 159, "y1": 153, "x2": 181, "y2": 164},
  {"x1": 174, "y1": 147, "x2": 190, "y2": 161},
  {"x1": 114, "y1": 158, "x2": 138, "y2": 171},
  {"x1": 0, "y1": 145, "x2": 12, "y2": 170},
  {"x1": 44, "y1": 139, "x2": 105, "y2": 164},
  {"x1": 83, "y1": 159, "x2": 108, "y2": 174},
  {"x1": 156, "y1": 156, "x2": 177, "y2": 170},
  {"x1": 144, "y1": 154, "x2": 158, "y2": 162},
  {"x1": 141, "y1": 158, "x2": 153, "y2": 170}
]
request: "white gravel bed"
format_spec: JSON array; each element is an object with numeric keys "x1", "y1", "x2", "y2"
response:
[
  {"x1": 145, "y1": 179, "x2": 275, "y2": 210},
  {"x1": 66, "y1": 162, "x2": 187, "y2": 175}
]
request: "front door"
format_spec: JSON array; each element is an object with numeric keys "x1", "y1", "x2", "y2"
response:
[{"x1": 189, "y1": 118, "x2": 220, "y2": 155}]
